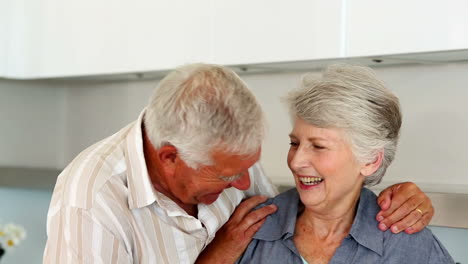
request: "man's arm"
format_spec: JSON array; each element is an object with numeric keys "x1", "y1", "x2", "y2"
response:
[
  {"x1": 196, "y1": 196, "x2": 277, "y2": 264},
  {"x1": 376, "y1": 182, "x2": 434, "y2": 234}
]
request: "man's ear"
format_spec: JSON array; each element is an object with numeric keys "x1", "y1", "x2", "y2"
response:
[
  {"x1": 361, "y1": 150, "x2": 384, "y2": 177},
  {"x1": 157, "y1": 145, "x2": 178, "y2": 175}
]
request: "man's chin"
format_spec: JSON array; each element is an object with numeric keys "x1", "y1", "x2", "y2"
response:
[{"x1": 199, "y1": 192, "x2": 223, "y2": 205}]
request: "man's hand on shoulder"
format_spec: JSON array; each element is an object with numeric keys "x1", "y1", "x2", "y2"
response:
[
  {"x1": 196, "y1": 195, "x2": 277, "y2": 264},
  {"x1": 376, "y1": 182, "x2": 434, "y2": 234}
]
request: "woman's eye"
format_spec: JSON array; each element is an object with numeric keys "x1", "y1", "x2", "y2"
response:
[
  {"x1": 289, "y1": 142, "x2": 298, "y2": 147},
  {"x1": 313, "y1": 144, "x2": 325, "y2": 149}
]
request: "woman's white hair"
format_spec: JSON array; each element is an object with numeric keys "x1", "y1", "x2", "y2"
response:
[
  {"x1": 144, "y1": 63, "x2": 265, "y2": 168},
  {"x1": 285, "y1": 64, "x2": 402, "y2": 186}
]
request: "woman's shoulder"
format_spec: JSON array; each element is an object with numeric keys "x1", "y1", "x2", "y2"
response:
[
  {"x1": 252, "y1": 187, "x2": 301, "y2": 236},
  {"x1": 383, "y1": 227, "x2": 434, "y2": 247},
  {"x1": 382, "y1": 227, "x2": 454, "y2": 263},
  {"x1": 254, "y1": 187, "x2": 299, "y2": 211},
  {"x1": 237, "y1": 188, "x2": 302, "y2": 263},
  {"x1": 357, "y1": 188, "x2": 454, "y2": 263},
  {"x1": 245, "y1": 187, "x2": 301, "y2": 244}
]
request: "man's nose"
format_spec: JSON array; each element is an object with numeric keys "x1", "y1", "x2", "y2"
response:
[{"x1": 229, "y1": 171, "x2": 251, "y2": 190}]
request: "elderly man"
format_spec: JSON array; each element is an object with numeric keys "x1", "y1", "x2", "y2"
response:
[{"x1": 44, "y1": 64, "x2": 434, "y2": 263}]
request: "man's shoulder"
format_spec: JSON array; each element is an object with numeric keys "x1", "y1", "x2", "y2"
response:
[{"x1": 52, "y1": 125, "x2": 133, "y2": 210}]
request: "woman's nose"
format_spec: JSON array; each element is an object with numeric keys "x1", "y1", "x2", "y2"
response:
[{"x1": 289, "y1": 148, "x2": 309, "y2": 171}]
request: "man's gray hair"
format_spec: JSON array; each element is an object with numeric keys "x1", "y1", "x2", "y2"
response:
[
  {"x1": 285, "y1": 64, "x2": 402, "y2": 186},
  {"x1": 144, "y1": 63, "x2": 265, "y2": 168}
]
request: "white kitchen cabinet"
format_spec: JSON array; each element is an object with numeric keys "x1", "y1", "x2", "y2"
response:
[
  {"x1": 1, "y1": 0, "x2": 346, "y2": 79},
  {"x1": 212, "y1": 0, "x2": 344, "y2": 66},
  {"x1": 2, "y1": 0, "x2": 211, "y2": 79},
  {"x1": 4, "y1": 0, "x2": 468, "y2": 79},
  {"x1": 346, "y1": 0, "x2": 468, "y2": 57},
  {"x1": 0, "y1": 0, "x2": 12, "y2": 77}
]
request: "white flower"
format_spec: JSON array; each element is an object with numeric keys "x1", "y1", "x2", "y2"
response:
[
  {"x1": 0, "y1": 222, "x2": 27, "y2": 251},
  {"x1": 4, "y1": 224, "x2": 26, "y2": 241}
]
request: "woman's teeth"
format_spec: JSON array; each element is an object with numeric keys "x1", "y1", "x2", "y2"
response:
[{"x1": 299, "y1": 177, "x2": 323, "y2": 185}]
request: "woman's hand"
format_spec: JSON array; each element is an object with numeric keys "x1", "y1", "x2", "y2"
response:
[{"x1": 376, "y1": 182, "x2": 434, "y2": 234}]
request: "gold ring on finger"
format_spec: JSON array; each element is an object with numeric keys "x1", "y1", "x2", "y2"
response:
[{"x1": 415, "y1": 208, "x2": 423, "y2": 215}]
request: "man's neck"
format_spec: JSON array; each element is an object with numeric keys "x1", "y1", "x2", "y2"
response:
[{"x1": 142, "y1": 127, "x2": 198, "y2": 217}]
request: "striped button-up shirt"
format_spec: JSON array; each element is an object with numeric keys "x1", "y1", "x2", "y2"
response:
[{"x1": 43, "y1": 110, "x2": 278, "y2": 264}]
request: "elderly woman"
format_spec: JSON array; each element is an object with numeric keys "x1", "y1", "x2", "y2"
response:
[{"x1": 236, "y1": 65, "x2": 454, "y2": 263}]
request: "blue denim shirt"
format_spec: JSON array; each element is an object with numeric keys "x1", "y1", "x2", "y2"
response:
[{"x1": 237, "y1": 188, "x2": 454, "y2": 264}]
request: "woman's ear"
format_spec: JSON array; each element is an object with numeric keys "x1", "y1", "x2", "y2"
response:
[
  {"x1": 157, "y1": 145, "x2": 178, "y2": 176},
  {"x1": 361, "y1": 150, "x2": 384, "y2": 177}
]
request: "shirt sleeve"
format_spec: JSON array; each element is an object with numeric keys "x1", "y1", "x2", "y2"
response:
[
  {"x1": 43, "y1": 207, "x2": 131, "y2": 264},
  {"x1": 428, "y1": 235, "x2": 456, "y2": 264},
  {"x1": 244, "y1": 162, "x2": 279, "y2": 198}
]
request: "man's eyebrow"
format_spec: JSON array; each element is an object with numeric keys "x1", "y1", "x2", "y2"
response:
[{"x1": 220, "y1": 173, "x2": 242, "y2": 182}]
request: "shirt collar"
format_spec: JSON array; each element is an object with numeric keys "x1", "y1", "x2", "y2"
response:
[
  {"x1": 252, "y1": 187, "x2": 384, "y2": 256},
  {"x1": 125, "y1": 108, "x2": 158, "y2": 209},
  {"x1": 124, "y1": 109, "x2": 197, "y2": 216},
  {"x1": 348, "y1": 188, "x2": 384, "y2": 256},
  {"x1": 253, "y1": 188, "x2": 300, "y2": 241}
]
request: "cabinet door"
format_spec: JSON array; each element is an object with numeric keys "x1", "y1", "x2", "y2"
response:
[
  {"x1": 346, "y1": 0, "x2": 468, "y2": 57},
  {"x1": 212, "y1": 0, "x2": 344, "y2": 66},
  {"x1": 3, "y1": 0, "x2": 211, "y2": 79},
  {"x1": 0, "y1": 1, "x2": 6, "y2": 76}
]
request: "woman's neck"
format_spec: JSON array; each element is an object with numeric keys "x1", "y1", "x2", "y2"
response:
[
  {"x1": 294, "y1": 189, "x2": 362, "y2": 264},
  {"x1": 298, "y1": 191, "x2": 360, "y2": 238}
]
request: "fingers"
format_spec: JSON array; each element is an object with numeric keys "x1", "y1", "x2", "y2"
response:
[
  {"x1": 386, "y1": 202, "x2": 430, "y2": 233},
  {"x1": 404, "y1": 209, "x2": 434, "y2": 234},
  {"x1": 376, "y1": 184, "x2": 398, "y2": 211},
  {"x1": 394, "y1": 208, "x2": 425, "y2": 232},
  {"x1": 376, "y1": 182, "x2": 434, "y2": 234},
  {"x1": 413, "y1": 189, "x2": 433, "y2": 215},
  {"x1": 237, "y1": 203, "x2": 277, "y2": 232},
  {"x1": 228, "y1": 195, "x2": 277, "y2": 239},
  {"x1": 376, "y1": 182, "x2": 417, "y2": 221},
  {"x1": 231, "y1": 195, "x2": 269, "y2": 222},
  {"x1": 377, "y1": 182, "x2": 416, "y2": 218},
  {"x1": 196, "y1": 196, "x2": 277, "y2": 263},
  {"x1": 378, "y1": 194, "x2": 425, "y2": 231},
  {"x1": 245, "y1": 218, "x2": 268, "y2": 238}
]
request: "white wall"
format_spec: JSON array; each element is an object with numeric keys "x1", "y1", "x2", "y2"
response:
[
  {"x1": 244, "y1": 63, "x2": 468, "y2": 191},
  {"x1": 0, "y1": 79, "x2": 66, "y2": 169},
  {"x1": 55, "y1": 62, "x2": 468, "y2": 192},
  {"x1": 372, "y1": 63, "x2": 468, "y2": 191},
  {"x1": 63, "y1": 79, "x2": 158, "y2": 164},
  {"x1": 2, "y1": 62, "x2": 468, "y2": 191}
]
